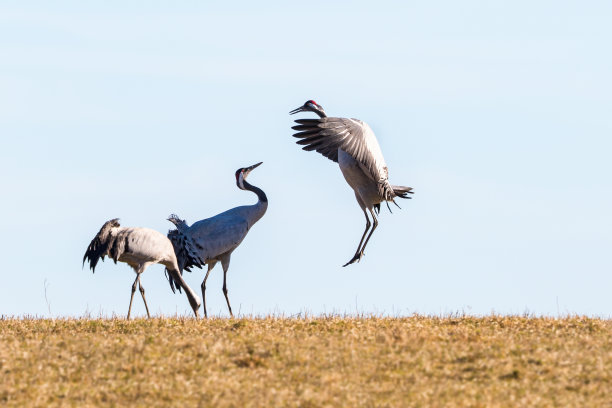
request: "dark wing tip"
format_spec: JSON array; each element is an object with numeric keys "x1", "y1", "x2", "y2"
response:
[{"x1": 294, "y1": 118, "x2": 321, "y2": 125}]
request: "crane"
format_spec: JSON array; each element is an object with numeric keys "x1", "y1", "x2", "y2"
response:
[
  {"x1": 83, "y1": 218, "x2": 201, "y2": 319},
  {"x1": 167, "y1": 162, "x2": 268, "y2": 318},
  {"x1": 290, "y1": 100, "x2": 413, "y2": 266}
]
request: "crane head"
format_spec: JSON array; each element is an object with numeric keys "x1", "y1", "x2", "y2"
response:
[
  {"x1": 235, "y1": 162, "x2": 263, "y2": 190},
  {"x1": 289, "y1": 100, "x2": 326, "y2": 118}
]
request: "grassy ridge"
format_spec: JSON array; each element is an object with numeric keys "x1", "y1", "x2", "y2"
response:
[{"x1": 1, "y1": 316, "x2": 611, "y2": 407}]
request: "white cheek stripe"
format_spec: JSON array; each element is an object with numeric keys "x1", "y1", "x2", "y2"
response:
[{"x1": 238, "y1": 172, "x2": 245, "y2": 189}]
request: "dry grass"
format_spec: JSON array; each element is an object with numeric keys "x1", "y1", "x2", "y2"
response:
[{"x1": 1, "y1": 315, "x2": 611, "y2": 407}]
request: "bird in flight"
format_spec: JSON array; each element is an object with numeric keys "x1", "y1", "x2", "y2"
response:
[{"x1": 290, "y1": 100, "x2": 413, "y2": 266}]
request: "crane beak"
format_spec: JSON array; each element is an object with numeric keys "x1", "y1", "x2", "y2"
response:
[
  {"x1": 247, "y1": 161, "x2": 263, "y2": 171},
  {"x1": 243, "y1": 162, "x2": 263, "y2": 176},
  {"x1": 289, "y1": 106, "x2": 306, "y2": 115}
]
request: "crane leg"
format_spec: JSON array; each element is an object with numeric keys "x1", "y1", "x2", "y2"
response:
[
  {"x1": 343, "y1": 207, "x2": 371, "y2": 267},
  {"x1": 221, "y1": 256, "x2": 233, "y2": 318},
  {"x1": 138, "y1": 276, "x2": 151, "y2": 319},
  {"x1": 201, "y1": 262, "x2": 216, "y2": 318},
  {"x1": 127, "y1": 274, "x2": 139, "y2": 320},
  {"x1": 359, "y1": 208, "x2": 379, "y2": 259}
]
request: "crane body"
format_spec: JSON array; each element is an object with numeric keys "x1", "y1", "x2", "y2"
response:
[
  {"x1": 83, "y1": 219, "x2": 201, "y2": 319},
  {"x1": 167, "y1": 162, "x2": 267, "y2": 317},
  {"x1": 290, "y1": 100, "x2": 413, "y2": 266}
]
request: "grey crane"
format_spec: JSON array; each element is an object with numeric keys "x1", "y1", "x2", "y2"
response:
[
  {"x1": 167, "y1": 162, "x2": 267, "y2": 318},
  {"x1": 83, "y1": 218, "x2": 201, "y2": 319},
  {"x1": 290, "y1": 100, "x2": 413, "y2": 267}
]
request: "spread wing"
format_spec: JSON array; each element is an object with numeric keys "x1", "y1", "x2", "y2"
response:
[{"x1": 292, "y1": 117, "x2": 394, "y2": 199}]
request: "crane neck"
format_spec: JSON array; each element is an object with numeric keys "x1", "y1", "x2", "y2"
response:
[
  {"x1": 315, "y1": 109, "x2": 327, "y2": 118},
  {"x1": 241, "y1": 180, "x2": 268, "y2": 227},
  {"x1": 242, "y1": 180, "x2": 268, "y2": 204}
]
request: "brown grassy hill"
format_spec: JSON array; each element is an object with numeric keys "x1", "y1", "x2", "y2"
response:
[{"x1": 1, "y1": 316, "x2": 611, "y2": 407}]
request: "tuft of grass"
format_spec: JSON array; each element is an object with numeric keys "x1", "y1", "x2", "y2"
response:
[{"x1": 1, "y1": 316, "x2": 611, "y2": 407}]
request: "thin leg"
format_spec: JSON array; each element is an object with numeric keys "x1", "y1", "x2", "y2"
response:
[
  {"x1": 353, "y1": 208, "x2": 371, "y2": 256},
  {"x1": 138, "y1": 276, "x2": 151, "y2": 319},
  {"x1": 127, "y1": 274, "x2": 139, "y2": 320},
  {"x1": 221, "y1": 256, "x2": 233, "y2": 317},
  {"x1": 344, "y1": 206, "x2": 371, "y2": 267},
  {"x1": 201, "y1": 261, "x2": 216, "y2": 318},
  {"x1": 359, "y1": 208, "x2": 379, "y2": 257}
]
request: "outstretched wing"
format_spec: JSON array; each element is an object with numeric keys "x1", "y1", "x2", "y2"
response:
[{"x1": 292, "y1": 117, "x2": 394, "y2": 199}]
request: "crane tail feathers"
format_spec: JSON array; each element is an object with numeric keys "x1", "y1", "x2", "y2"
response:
[
  {"x1": 391, "y1": 185, "x2": 414, "y2": 199},
  {"x1": 164, "y1": 268, "x2": 182, "y2": 294},
  {"x1": 167, "y1": 219, "x2": 204, "y2": 274},
  {"x1": 168, "y1": 214, "x2": 189, "y2": 230},
  {"x1": 376, "y1": 185, "x2": 413, "y2": 213},
  {"x1": 82, "y1": 218, "x2": 120, "y2": 273}
]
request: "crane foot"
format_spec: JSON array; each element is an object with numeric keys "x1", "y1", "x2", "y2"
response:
[{"x1": 343, "y1": 252, "x2": 364, "y2": 267}]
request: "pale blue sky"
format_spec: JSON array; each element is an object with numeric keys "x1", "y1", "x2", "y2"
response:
[{"x1": 1, "y1": 1, "x2": 611, "y2": 317}]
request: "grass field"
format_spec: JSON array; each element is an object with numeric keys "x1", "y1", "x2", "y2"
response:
[{"x1": 1, "y1": 316, "x2": 611, "y2": 407}]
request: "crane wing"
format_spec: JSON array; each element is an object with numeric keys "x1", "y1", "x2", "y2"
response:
[
  {"x1": 189, "y1": 214, "x2": 249, "y2": 260},
  {"x1": 292, "y1": 117, "x2": 394, "y2": 199},
  {"x1": 169, "y1": 214, "x2": 249, "y2": 272}
]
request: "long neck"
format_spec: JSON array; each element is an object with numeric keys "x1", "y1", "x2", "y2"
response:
[
  {"x1": 315, "y1": 109, "x2": 327, "y2": 118},
  {"x1": 242, "y1": 180, "x2": 267, "y2": 203},
  {"x1": 241, "y1": 180, "x2": 268, "y2": 225}
]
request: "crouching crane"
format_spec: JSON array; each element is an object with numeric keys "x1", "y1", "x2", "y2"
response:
[
  {"x1": 167, "y1": 162, "x2": 268, "y2": 318},
  {"x1": 290, "y1": 100, "x2": 413, "y2": 266},
  {"x1": 83, "y1": 219, "x2": 201, "y2": 319}
]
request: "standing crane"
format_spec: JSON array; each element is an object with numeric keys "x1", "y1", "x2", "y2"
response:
[
  {"x1": 290, "y1": 100, "x2": 413, "y2": 266},
  {"x1": 167, "y1": 162, "x2": 268, "y2": 318},
  {"x1": 83, "y1": 218, "x2": 201, "y2": 319}
]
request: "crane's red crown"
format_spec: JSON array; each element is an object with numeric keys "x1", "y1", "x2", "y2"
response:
[{"x1": 307, "y1": 100, "x2": 318, "y2": 106}]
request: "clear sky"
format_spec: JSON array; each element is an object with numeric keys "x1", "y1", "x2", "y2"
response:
[{"x1": 1, "y1": 1, "x2": 611, "y2": 318}]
